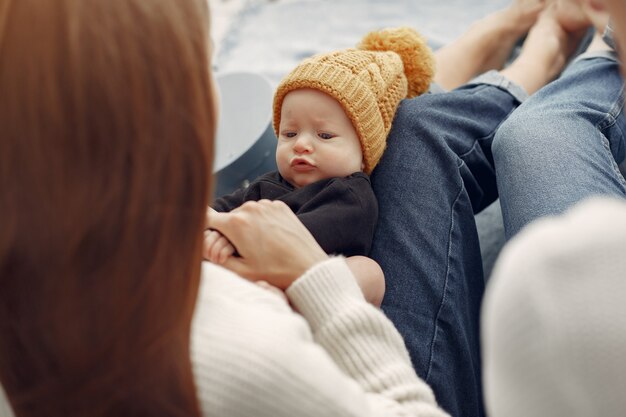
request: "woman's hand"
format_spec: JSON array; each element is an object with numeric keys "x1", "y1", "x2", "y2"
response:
[{"x1": 206, "y1": 200, "x2": 328, "y2": 289}]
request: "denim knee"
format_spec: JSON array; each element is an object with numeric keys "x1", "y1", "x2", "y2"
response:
[
  {"x1": 492, "y1": 107, "x2": 544, "y2": 167},
  {"x1": 492, "y1": 92, "x2": 626, "y2": 238}
]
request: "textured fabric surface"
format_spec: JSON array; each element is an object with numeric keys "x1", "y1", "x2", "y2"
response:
[
  {"x1": 213, "y1": 171, "x2": 378, "y2": 256},
  {"x1": 482, "y1": 197, "x2": 626, "y2": 417},
  {"x1": 272, "y1": 27, "x2": 434, "y2": 173},
  {"x1": 0, "y1": 258, "x2": 451, "y2": 417},
  {"x1": 370, "y1": 76, "x2": 526, "y2": 417},
  {"x1": 191, "y1": 258, "x2": 450, "y2": 417}
]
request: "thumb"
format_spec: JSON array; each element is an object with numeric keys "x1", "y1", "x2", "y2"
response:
[
  {"x1": 205, "y1": 209, "x2": 226, "y2": 231},
  {"x1": 206, "y1": 210, "x2": 241, "y2": 244}
]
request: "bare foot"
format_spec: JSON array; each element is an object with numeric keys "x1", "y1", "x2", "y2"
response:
[
  {"x1": 505, "y1": 0, "x2": 549, "y2": 33},
  {"x1": 547, "y1": 0, "x2": 610, "y2": 55},
  {"x1": 478, "y1": 0, "x2": 549, "y2": 71},
  {"x1": 580, "y1": 0, "x2": 610, "y2": 34},
  {"x1": 551, "y1": 0, "x2": 609, "y2": 34},
  {"x1": 502, "y1": 4, "x2": 586, "y2": 94},
  {"x1": 434, "y1": 0, "x2": 547, "y2": 89},
  {"x1": 553, "y1": 0, "x2": 592, "y2": 32}
]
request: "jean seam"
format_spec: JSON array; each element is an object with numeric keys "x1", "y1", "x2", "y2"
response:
[
  {"x1": 599, "y1": 129, "x2": 626, "y2": 190},
  {"x1": 458, "y1": 120, "x2": 513, "y2": 161},
  {"x1": 596, "y1": 84, "x2": 625, "y2": 131},
  {"x1": 594, "y1": 85, "x2": 626, "y2": 190},
  {"x1": 458, "y1": 139, "x2": 480, "y2": 159},
  {"x1": 425, "y1": 181, "x2": 464, "y2": 381}
]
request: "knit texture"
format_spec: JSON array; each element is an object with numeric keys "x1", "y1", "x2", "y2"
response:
[
  {"x1": 482, "y1": 197, "x2": 626, "y2": 417},
  {"x1": 190, "y1": 258, "x2": 449, "y2": 417},
  {"x1": 273, "y1": 27, "x2": 434, "y2": 174}
]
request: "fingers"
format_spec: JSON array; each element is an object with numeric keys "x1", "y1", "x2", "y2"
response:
[
  {"x1": 206, "y1": 204, "x2": 253, "y2": 251},
  {"x1": 207, "y1": 200, "x2": 295, "y2": 260},
  {"x1": 205, "y1": 206, "x2": 217, "y2": 229},
  {"x1": 203, "y1": 230, "x2": 235, "y2": 264},
  {"x1": 206, "y1": 200, "x2": 328, "y2": 289}
]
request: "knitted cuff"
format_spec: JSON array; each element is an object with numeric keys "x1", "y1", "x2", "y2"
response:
[{"x1": 286, "y1": 257, "x2": 365, "y2": 331}]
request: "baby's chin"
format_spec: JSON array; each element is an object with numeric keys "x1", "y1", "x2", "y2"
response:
[
  {"x1": 290, "y1": 178, "x2": 317, "y2": 188},
  {"x1": 285, "y1": 173, "x2": 323, "y2": 189}
]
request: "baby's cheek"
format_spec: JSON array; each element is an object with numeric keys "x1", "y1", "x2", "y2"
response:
[{"x1": 275, "y1": 150, "x2": 289, "y2": 173}]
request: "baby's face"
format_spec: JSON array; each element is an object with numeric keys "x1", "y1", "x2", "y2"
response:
[{"x1": 276, "y1": 89, "x2": 363, "y2": 188}]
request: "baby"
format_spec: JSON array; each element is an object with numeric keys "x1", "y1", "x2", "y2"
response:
[{"x1": 205, "y1": 27, "x2": 435, "y2": 306}]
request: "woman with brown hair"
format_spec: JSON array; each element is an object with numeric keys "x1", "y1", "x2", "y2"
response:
[{"x1": 0, "y1": 0, "x2": 214, "y2": 415}]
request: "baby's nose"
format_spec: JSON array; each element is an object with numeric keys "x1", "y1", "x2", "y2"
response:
[{"x1": 293, "y1": 133, "x2": 314, "y2": 153}]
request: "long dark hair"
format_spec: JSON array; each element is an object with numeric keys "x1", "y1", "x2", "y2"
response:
[{"x1": 0, "y1": 0, "x2": 215, "y2": 415}]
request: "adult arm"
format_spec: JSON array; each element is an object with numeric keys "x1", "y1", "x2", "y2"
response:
[
  {"x1": 288, "y1": 258, "x2": 448, "y2": 416},
  {"x1": 204, "y1": 201, "x2": 449, "y2": 416}
]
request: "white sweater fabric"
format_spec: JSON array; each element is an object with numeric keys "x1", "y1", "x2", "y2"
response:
[
  {"x1": 191, "y1": 257, "x2": 448, "y2": 417},
  {"x1": 0, "y1": 257, "x2": 447, "y2": 417},
  {"x1": 482, "y1": 197, "x2": 626, "y2": 417}
]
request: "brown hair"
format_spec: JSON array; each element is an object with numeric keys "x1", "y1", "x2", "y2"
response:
[{"x1": 0, "y1": 0, "x2": 215, "y2": 415}]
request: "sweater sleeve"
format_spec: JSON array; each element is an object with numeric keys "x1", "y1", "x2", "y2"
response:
[
  {"x1": 296, "y1": 175, "x2": 378, "y2": 256},
  {"x1": 287, "y1": 258, "x2": 448, "y2": 416},
  {"x1": 192, "y1": 260, "x2": 449, "y2": 417}
]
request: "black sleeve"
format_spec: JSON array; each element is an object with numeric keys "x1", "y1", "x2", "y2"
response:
[
  {"x1": 295, "y1": 176, "x2": 378, "y2": 257},
  {"x1": 212, "y1": 187, "x2": 247, "y2": 212}
]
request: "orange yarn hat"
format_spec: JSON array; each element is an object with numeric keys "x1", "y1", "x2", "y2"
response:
[{"x1": 273, "y1": 27, "x2": 435, "y2": 174}]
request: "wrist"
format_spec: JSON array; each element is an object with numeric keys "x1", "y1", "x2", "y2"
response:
[
  {"x1": 286, "y1": 257, "x2": 364, "y2": 327},
  {"x1": 281, "y1": 251, "x2": 329, "y2": 290}
]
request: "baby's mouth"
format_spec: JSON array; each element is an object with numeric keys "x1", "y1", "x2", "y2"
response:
[{"x1": 290, "y1": 157, "x2": 315, "y2": 170}]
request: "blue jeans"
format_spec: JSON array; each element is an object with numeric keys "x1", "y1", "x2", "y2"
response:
[
  {"x1": 370, "y1": 72, "x2": 527, "y2": 417},
  {"x1": 493, "y1": 52, "x2": 626, "y2": 239}
]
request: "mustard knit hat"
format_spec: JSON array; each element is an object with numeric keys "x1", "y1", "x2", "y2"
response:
[{"x1": 273, "y1": 27, "x2": 435, "y2": 174}]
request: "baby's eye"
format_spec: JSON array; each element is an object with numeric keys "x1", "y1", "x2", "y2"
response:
[
  {"x1": 282, "y1": 132, "x2": 297, "y2": 138},
  {"x1": 319, "y1": 132, "x2": 334, "y2": 140}
]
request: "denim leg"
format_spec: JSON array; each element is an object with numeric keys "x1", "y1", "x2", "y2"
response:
[
  {"x1": 370, "y1": 73, "x2": 524, "y2": 417},
  {"x1": 493, "y1": 52, "x2": 626, "y2": 239}
]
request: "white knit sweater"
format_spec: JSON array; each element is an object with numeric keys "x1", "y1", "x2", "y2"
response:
[
  {"x1": 482, "y1": 197, "x2": 626, "y2": 417},
  {"x1": 0, "y1": 258, "x2": 447, "y2": 417},
  {"x1": 191, "y1": 257, "x2": 447, "y2": 416}
]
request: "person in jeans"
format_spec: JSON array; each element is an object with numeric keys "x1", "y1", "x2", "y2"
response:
[
  {"x1": 370, "y1": 2, "x2": 594, "y2": 416},
  {"x1": 493, "y1": 1, "x2": 626, "y2": 239},
  {"x1": 482, "y1": 2, "x2": 626, "y2": 416}
]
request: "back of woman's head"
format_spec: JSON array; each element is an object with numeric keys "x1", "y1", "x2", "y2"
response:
[{"x1": 0, "y1": 0, "x2": 215, "y2": 415}]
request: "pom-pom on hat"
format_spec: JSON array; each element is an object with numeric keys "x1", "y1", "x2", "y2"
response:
[{"x1": 273, "y1": 27, "x2": 435, "y2": 174}]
